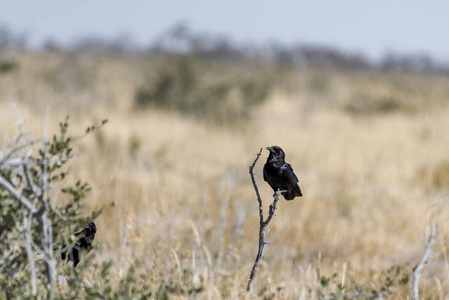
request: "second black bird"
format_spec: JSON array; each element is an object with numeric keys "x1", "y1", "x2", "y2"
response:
[
  {"x1": 263, "y1": 146, "x2": 303, "y2": 200},
  {"x1": 59, "y1": 222, "x2": 97, "y2": 268}
]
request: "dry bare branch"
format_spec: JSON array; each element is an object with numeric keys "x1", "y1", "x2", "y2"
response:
[
  {"x1": 0, "y1": 112, "x2": 57, "y2": 298},
  {"x1": 35, "y1": 132, "x2": 57, "y2": 296},
  {"x1": 0, "y1": 173, "x2": 38, "y2": 213},
  {"x1": 23, "y1": 155, "x2": 40, "y2": 198},
  {"x1": 171, "y1": 249, "x2": 183, "y2": 284},
  {"x1": 0, "y1": 137, "x2": 43, "y2": 168},
  {"x1": 23, "y1": 211, "x2": 37, "y2": 296},
  {"x1": 247, "y1": 148, "x2": 283, "y2": 292},
  {"x1": 412, "y1": 221, "x2": 436, "y2": 300}
]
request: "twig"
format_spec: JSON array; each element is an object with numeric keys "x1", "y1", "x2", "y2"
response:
[
  {"x1": 1, "y1": 110, "x2": 62, "y2": 298},
  {"x1": 35, "y1": 117, "x2": 57, "y2": 297},
  {"x1": 171, "y1": 249, "x2": 183, "y2": 284},
  {"x1": 31, "y1": 237, "x2": 51, "y2": 264},
  {"x1": 0, "y1": 173, "x2": 38, "y2": 213},
  {"x1": 23, "y1": 155, "x2": 40, "y2": 198},
  {"x1": 23, "y1": 211, "x2": 37, "y2": 296},
  {"x1": 246, "y1": 148, "x2": 283, "y2": 292},
  {"x1": 412, "y1": 221, "x2": 436, "y2": 300},
  {"x1": 0, "y1": 137, "x2": 43, "y2": 168}
]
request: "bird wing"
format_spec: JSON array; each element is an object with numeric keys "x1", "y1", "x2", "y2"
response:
[{"x1": 282, "y1": 163, "x2": 299, "y2": 185}]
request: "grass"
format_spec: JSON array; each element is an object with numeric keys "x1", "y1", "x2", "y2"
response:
[{"x1": 1, "y1": 51, "x2": 449, "y2": 298}]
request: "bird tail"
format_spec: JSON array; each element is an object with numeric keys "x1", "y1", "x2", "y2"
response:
[{"x1": 284, "y1": 184, "x2": 302, "y2": 200}]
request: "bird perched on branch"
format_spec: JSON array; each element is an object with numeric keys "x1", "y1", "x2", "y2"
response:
[
  {"x1": 58, "y1": 222, "x2": 97, "y2": 268},
  {"x1": 263, "y1": 146, "x2": 302, "y2": 200}
]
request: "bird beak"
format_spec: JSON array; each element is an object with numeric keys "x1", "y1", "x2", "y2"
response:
[{"x1": 265, "y1": 146, "x2": 272, "y2": 152}]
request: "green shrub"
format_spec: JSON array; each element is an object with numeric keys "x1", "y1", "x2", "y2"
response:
[
  {"x1": 134, "y1": 55, "x2": 272, "y2": 123},
  {"x1": 344, "y1": 92, "x2": 403, "y2": 115},
  {"x1": 0, "y1": 117, "x2": 162, "y2": 299},
  {"x1": 0, "y1": 60, "x2": 18, "y2": 74}
]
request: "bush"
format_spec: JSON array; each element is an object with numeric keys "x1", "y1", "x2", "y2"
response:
[
  {"x1": 343, "y1": 92, "x2": 403, "y2": 115},
  {"x1": 0, "y1": 59, "x2": 18, "y2": 74},
  {"x1": 134, "y1": 55, "x2": 272, "y2": 123},
  {"x1": 0, "y1": 117, "x2": 161, "y2": 299}
]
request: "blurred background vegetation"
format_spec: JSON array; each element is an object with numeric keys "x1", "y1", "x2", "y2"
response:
[
  {"x1": 1, "y1": 22, "x2": 448, "y2": 119},
  {"x1": 1, "y1": 22, "x2": 449, "y2": 298}
]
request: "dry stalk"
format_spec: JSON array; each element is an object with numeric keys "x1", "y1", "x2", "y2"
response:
[{"x1": 412, "y1": 221, "x2": 436, "y2": 300}]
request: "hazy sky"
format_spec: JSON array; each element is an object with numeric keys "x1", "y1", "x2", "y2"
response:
[{"x1": 1, "y1": 0, "x2": 448, "y2": 60}]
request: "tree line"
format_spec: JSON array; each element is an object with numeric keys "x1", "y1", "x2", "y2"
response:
[{"x1": 1, "y1": 23, "x2": 448, "y2": 74}]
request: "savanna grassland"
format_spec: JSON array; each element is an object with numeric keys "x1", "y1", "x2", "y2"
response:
[{"x1": 2, "y1": 50, "x2": 449, "y2": 299}]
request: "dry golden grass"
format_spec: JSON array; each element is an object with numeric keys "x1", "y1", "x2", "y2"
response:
[{"x1": 2, "y1": 52, "x2": 449, "y2": 298}]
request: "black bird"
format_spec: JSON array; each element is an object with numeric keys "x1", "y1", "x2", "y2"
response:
[
  {"x1": 263, "y1": 146, "x2": 302, "y2": 200},
  {"x1": 59, "y1": 222, "x2": 96, "y2": 268}
]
